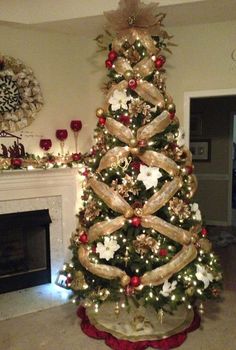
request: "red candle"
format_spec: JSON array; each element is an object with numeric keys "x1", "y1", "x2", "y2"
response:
[
  {"x1": 56, "y1": 129, "x2": 68, "y2": 141},
  {"x1": 70, "y1": 120, "x2": 82, "y2": 132},
  {"x1": 39, "y1": 139, "x2": 52, "y2": 151}
]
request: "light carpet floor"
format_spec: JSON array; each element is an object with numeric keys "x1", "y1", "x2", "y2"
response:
[{"x1": 0, "y1": 290, "x2": 235, "y2": 350}]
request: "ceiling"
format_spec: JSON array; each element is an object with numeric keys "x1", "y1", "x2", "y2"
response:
[{"x1": 0, "y1": 0, "x2": 236, "y2": 36}]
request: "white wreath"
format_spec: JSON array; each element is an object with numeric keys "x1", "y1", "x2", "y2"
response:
[{"x1": 0, "y1": 54, "x2": 44, "y2": 132}]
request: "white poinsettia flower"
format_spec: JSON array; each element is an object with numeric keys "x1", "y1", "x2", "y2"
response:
[
  {"x1": 108, "y1": 90, "x2": 131, "y2": 111},
  {"x1": 196, "y1": 265, "x2": 213, "y2": 289},
  {"x1": 96, "y1": 236, "x2": 120, "y2": 261},
  {"x1": 137, "y1": 164, "x2": 162, "y2": 190},
  {"x1": 190, "y1": 203, "x2": 202, "y2": 221},
  {"x1": 176, "y1": 127, "x2": 185, "y2": 147},
  {"x1": 160, "y1": 280, "x2": 177, "y2": 297}
]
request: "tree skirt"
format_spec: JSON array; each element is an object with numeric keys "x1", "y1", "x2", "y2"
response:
[{"x1": 77, "y1": 306, "x2": 201, "y2": 350}]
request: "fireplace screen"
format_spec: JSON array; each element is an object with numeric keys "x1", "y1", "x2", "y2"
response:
[{"x1": 0, "y1": 210, "x2": 51, "y2": 293}]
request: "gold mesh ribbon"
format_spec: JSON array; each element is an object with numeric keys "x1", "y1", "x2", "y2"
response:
[
  {"x1": 112, "y1": 29, "x2": 159, "y2": 56},
  {"x1": 138, "y1": 151, "x2": 179, "y2": 176},
  {"x1": 78, "y1": 178, "x2": 197, "y2": 287},
  {"x1": 97, "y1": 110, "x2": 175, "y2": 173},
  {"x1": 137, "y1": 110, "x2": 170, "y2": 141},
  {"x1": 79, "y1": 245, "x2": 130, "y2": 286},
  {"x1": 141, "y1": 216, "x2": 191, "y2": 245},
  {"x1": 142, "y1": 177, "x2": 182, "y2": 215},
  {"x1": 97, "y1": 146, "x2": 130, "y2": 172},
  {"x1": 88, "y1": 178, "x2": 133, "y2": 216},
  {"x1": 105, "y1": 53, "x2": 164, "y2": 110},
  {"x1": 141, "y1": 244, "x2": 197, "y2": 286},
  {"x1": 106, "y1": 118, "x2": 134, "y2": 146},
  {"x1": 88, "y1": 216, "x2": 126, "y2": 243}
]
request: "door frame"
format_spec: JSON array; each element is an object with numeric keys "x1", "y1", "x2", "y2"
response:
[{"x1": 183, "y1": 88, "x2": 236, "y2": 226}]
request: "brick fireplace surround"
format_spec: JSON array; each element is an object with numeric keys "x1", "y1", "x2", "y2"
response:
[{"x1": 0, "y1": 168, "x2": 80, "y2": 320}]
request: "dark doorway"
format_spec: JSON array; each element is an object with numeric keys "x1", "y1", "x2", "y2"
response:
[
  {"x1": 0, "y1": 210, "x2": 51, "y2": 294},
  {"x1": 190, "y1": 95, "x2": 236, "y2": 226}
]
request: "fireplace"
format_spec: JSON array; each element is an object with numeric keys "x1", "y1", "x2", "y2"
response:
[
  {"x1": 0, "y1": 209, "x2": 51, "y2": 294},
  {"x1": 0, "y1": 168, "x2": 78, "y2": 320}
]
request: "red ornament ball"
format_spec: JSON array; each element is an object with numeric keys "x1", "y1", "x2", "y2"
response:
[
  {"x1": 98, "y1": 117, "x2": 106, "y2": 126},
  {"x1": 130, "y1": 276, "x2": 141, "y2": 287},
  {"x1": 92, "y1": 245, "x2": 97, "y2": 254},
  {"x1": 186, "y1": 165, "x2": 194, "y2": 175},
  {"x1": 66, "y1": 276, "x2": 73, "y2": 286},
  {"x1": 132, "y1": 200, "x2": 143, "y2": 209},
  {"x1": 131, "y1": 216, "x2": 141, "y2": 227},
  {"x1": 169, "y1": 111, "x2": 175, "y2": 120},
  {"x1": 128, "y1": 79, "x2": 138, "y2": 90},
  {"x1": 138, "y1": 139, "x2": 147, "y2": 148},
  {"x1": 79, "y1": 232, "x2": 89, "y2": 244},
  {"x1": 108, "y1": 50, "x2": 118, "y2": 62},
  {"x1": 159, "y1": 248, "x2": 168, "y2": 257},
  {"x1": 119, "y1": 114, "x2": 130, "y2": 126},
  {"x1": 155, "y1": 55, "x2": 166, "y2": 69},
  {"x1": 131, "y1": 161, "x2": 141, "y2": 172},
  {"x1": 201, "y1": 227, "x2": 208, "y2": 237},
  {"x1": 105, "y1": 59, "x2": 113, "y2": 69},
  {"x1": 72, "y1": 153, "x2": 81, "y2": 162},
  {"x1": 82, "y1": 169, "x2": 89, "y2": 177},
  {"x1": 11, "y1": 158, "x2": 22, "y2": 168}
]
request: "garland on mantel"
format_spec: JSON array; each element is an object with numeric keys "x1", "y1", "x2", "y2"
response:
[{"x1": 0, "y1": 152, "x2": 82, "y2": 172}]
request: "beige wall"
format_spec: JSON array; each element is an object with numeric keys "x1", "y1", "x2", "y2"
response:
[
  {"x1": 0, "y1": 19, "x2": 236, "y2": 156},
  {"x1": 167, "y1": 20, "x2": 236, "y2": 120},
  {"x1": 0, "y1": 24, "x2": 103, "y2": 156}
]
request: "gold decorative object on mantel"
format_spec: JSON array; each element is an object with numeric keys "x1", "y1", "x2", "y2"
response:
[{"x1": 0, "y1": 53, "x2": 44, "y2": 132}]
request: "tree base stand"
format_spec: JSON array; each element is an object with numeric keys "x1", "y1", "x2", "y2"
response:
[{"x1": 77, "y1": 303, "x2": 201, "y2": 350}]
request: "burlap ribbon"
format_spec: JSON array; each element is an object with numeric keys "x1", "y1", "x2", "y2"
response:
[{"x1": 78, "y1": 177, "x2": 197, "y2": 287}]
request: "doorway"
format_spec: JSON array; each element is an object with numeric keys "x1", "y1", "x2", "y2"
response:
[{"x1": 184, "y1": 89, "x2": 236, "y2": 227}]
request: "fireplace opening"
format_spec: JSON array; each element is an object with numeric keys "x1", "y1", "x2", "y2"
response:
[{"x1": 0, "y1": 209, "x2": 51, "y2": 294}]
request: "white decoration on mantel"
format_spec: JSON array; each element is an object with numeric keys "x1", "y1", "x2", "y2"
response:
[{"x1": 0, "y1": 168, "x2": 79, "y2": 320}]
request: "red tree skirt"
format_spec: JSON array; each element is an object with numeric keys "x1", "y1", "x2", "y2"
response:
[{"x1": 77, "y1": 306, "x2": 201, "y2": 350}]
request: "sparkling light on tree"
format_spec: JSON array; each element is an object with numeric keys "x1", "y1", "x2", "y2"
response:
[{"x1": 63, "y1": 0, "x2": 222, "y2": 340}]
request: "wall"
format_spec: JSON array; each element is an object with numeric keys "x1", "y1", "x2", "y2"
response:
[
  {"x1": 0, "y1": 24, "x2": 103, "y2": 156},
  {"x1": 0, "y1": 19, "x2": 236, "y2": 156}
]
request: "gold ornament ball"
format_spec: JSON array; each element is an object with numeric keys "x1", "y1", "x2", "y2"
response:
[
  {"x1": 167, "y1": 103, "x2": 176, "y2": 113},
  {"x1": 124, "y1": 70, "x2": 134, "y2": 80},
  {"x1": 121, "y1": 275, "x2": 130, "y2": 286},
  {"x1": 96, "y1": 108, "x2": 104, "y2": 117},
  {"x1": 130, "y1": 147, "x2": 140, "y2": 155},
  {"x1": 130, "y1": 138, "x2": 137, "y2": 147}
]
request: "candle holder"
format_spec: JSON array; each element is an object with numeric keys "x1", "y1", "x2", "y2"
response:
[
  {"x1": 56, "y1": 129, "x2": 68, "y2": 156},
  {"x1": 70, "y1": 120, "x2": 82, "y2": 153},
  {"x1": 39, "y1": 139, "x2": 52, "y2": 154}
]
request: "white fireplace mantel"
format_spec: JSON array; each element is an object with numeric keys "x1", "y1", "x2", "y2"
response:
[{"x1": 0, "y1": 168, "x2": 80, "y2": 320}]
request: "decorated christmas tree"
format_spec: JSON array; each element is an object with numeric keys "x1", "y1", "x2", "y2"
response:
[{"x1": 63, "y1": 0, "x2": 222, "y2": 346}]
